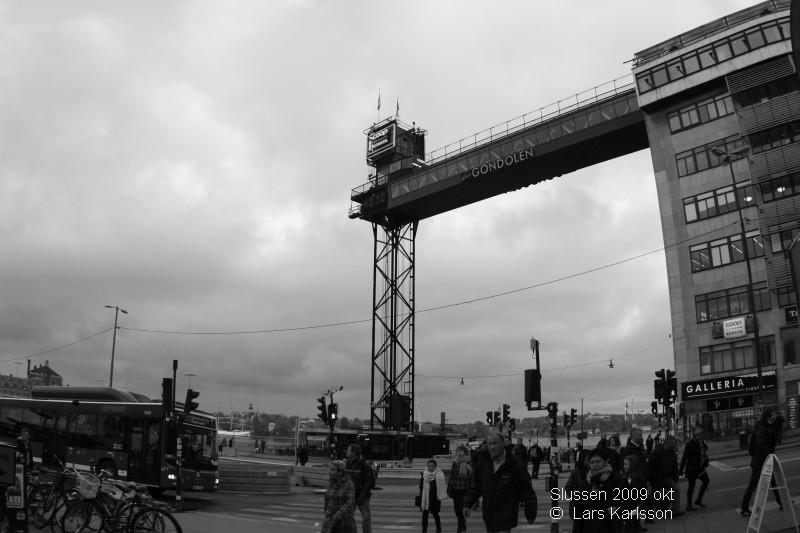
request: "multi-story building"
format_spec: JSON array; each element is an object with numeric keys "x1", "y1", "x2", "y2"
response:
[
  {"x1": 0, "y1": 360, "x2": 63, "y2": 398},
  {"x1": 633, "y1": 0, "x2": 798, "y2": 436}
]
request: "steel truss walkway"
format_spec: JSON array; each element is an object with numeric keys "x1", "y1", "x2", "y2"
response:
[{"x1": 352, "y1": 75, "x2": 650, "y2": 430}]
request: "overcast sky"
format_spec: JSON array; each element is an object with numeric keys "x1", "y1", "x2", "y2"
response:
[{"x1": 0, "y1": 0, "x2": 758, "y2": 425}]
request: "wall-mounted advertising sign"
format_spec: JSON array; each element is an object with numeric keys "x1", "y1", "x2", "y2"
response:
[
  {"x1": 785, "y1": 306, "x2": 798, "y2": 324},
  {"x1": 711, "y1": 315, "x2": 754, "y2": 339},
  {"x1": 366, "y1": 123, "x2": 396, "y2": 161},
  {"x1": 682, "y1": 371, "x2": 776, "y2": 401}
]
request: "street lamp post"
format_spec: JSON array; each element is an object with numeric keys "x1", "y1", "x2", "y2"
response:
[
  {"x1": 183, "y1": 373, "x2": 196, "y2": 389},
  {"x1": 105, "y1": 305, "x2": 128, "y2": 388},
  {"x1": 710, "y1": 146, "x2": 764, "y2": 406}
]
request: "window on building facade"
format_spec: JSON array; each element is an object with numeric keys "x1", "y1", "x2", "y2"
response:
[
  {"x1": 695, "y1": 282, "x2": 771, "y2": 322},
  {"x1": 768, "y1": 226, "x2": 800, "y2": 254},
  {"x1": 636, "y1": 17, "x2": 791, "y2": 94},
  {"x1": 690, "y1": 231, "x2": 765, "y2": 272},
  {"x1": 761, "y1": 172, "x2": 800, "y2": 203},
  {"x1": 684, "y1": 183, "x2": 756, "y2": 223},
  {"x1": 699, "y1": 335, "x2": 775, "y2": 375},
  {"x1": 668, "y1": 94, "x2": 733, "y2": 133},
  {"x1": 676, "y1": 136, "x2": 747, "y2": 178},
  {"x1": 787, "y1": 379, "x2": 800, "y2": 397},
  {"x1": 782, "y1": 328, "x2": 800, "y2": 366},
  {"x1": 777, "y1": 286, "x2": 797, "y2": 308},
  {"x1": 736, "y1": 75, "x2": 799, "y2": 108},
  {"x1": 750, "y1": 120, "x2": 800, "y2": 155}
]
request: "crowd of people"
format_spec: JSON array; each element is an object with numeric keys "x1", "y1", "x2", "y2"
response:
[{"x1": 318, "y1": 410, "x2": 787, "y2": 533}]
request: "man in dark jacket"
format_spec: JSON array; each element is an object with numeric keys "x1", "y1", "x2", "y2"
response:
[
  {"x1": 622, "y1": 427, "x2": 645, "y2": 464},
  {"x1": 463, "y1": 432, "x2": 537, "y2": 532},
  {"x1": 16, "y1": 428, "x2": 33, "y2": 469},
  {"x1": 739, "y1": 410, "x2": 782, "y2": 516},
  {"x1": 647, "y1": 435, "x2": 684, "y2": 517},
  {"x1": 529, "y1": 442, "x2": 543, "y2": 479},
  {"x1": 513, "y1": 438, "x2": 528, "y2": 471},
  {"x1": 346, "y1": 443, "x2": 374, "y2": 533}
]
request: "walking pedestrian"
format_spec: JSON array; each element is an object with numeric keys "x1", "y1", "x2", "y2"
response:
[
  {"x1": 513, "y1": 438, "x2": 528, "y2": 472},
  {"x1": 564, "y1": 448, "x2": 591, "y2": 521},
  {"x1": 621, "y1": 455, "x2": 648, "y2": 533},
  {"x1": 571, "y1": 447, "x2": 622, "y2": 533},
  {"x1": 529, "y1": 441, "x2": 543, "y2": 479},
  {"x1": 300, "y1": 444, "x2": 310, "y2": 466},
  {"x1": 463, "y1": 432, "x2": 537, "y2": 532},
  {"x1": 446, "y1": 445, "x2": 473, "y2": 533},
  {"x1": 417, "y1": 459, "x2": 445, "y2": 533},
  {"x1": 218, "y1": 438, "x2": 225, "y2": 455},
  {"x1": 738, "y1": 409, "x2": 782, "y2": 516},
  {"x1": 321, "y1": 460, "x2": 356, "y2": 533},
  {"x1": 646, "y1": 435, "x2": 683, "y2": 517},
  {"x1": 16, "y1": 428, "x2": 33, "y2": 469},
  {"x1": 606, "y1": 434, "x2": 623, "y2": 475},
  {"x1": 345, "y1": 444, "x2": 374, "y2": 533},
  {"x1": 679, "y1": 427, "x2": 710, "y2": 511},
  {"x1": 622, "y1": 427, "x2": 645, "y2": 464},
  {"x1": 774, "y1": 411, "x2": 785, "y2": 445}
]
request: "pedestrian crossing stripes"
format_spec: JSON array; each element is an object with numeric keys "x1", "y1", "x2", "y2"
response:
[{"x1": 221, "y1": 494, "x2": 551, "y2": 530}]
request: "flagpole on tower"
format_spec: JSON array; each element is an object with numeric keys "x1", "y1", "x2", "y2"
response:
[
  {"x1": 377, "y1": 88, "x2": 381, "y2": 122},
  {"x1": 396, "y1": 98, "x2": 400, "y2": 120}
]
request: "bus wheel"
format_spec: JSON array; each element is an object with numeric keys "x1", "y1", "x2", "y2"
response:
[{"x1": 95, "y1": 459, "x2": 118, "y2": 478}]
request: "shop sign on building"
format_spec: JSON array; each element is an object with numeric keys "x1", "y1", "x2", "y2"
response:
[
  {"x1": 789, "y1": 396, "x2": 799, "y2": 430},
  {"x1": 683, "y1": 371, "x2": 776, "y2": 401},
  {"x1": 785, "y1": 306, "x2": 798, "y2": 324}
]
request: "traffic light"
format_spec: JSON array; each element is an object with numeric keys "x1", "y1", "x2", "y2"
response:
[
  {"x1": 547, "y1": 402, "x2": 558, "y2": 422},
  {"x1": 502, "y1": 404, "x2": 510, "y2": 422},
  {"x1": 317, "y1": 396, "x2": 328, "y2": 423},
  {"x1": 651, "y1": 401, "x2": 658, "y2": 415},
  {"x1": 679, "y1": 403, "x2": 686, "y2": 420},
  {"x1": 509, "y1": 418, "x2": 516, "y2": 431},
  {"x1": 328, "y1": 403, "x2": 338, "y2": 428},
  {"x1": 183, "y1": 389, "x2": 199, "y2": 414},
  {"x1": 563, "y1": 413, "x2": 569, "y2": 428},
  {"x1": 524, "y1": 369, "x2": 541, "y2": 409},
  {"x1": 667, "y1": 369, "x2": 678, "y2": 402},
  {"x1": 161, "y1": 378, "x2": 173, "y2": 414},
  {"x1": 668, "y1": 406, "x2": 676, "y2": 420},
  {"x1": 493, "y1": 411, "x2": 500, "y2": 426},
  {"x1": 570, "y1": 408, "x2": 577, "y2": 426},
  {"x1": 486, "y1": 411, "x2": 493, "y2": 425}
]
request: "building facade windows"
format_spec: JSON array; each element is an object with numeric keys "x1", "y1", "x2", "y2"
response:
[
  {"x1": 782, "y1": 327, "x2": 800, "y2": 366},
  {"x1": 668, "y1": 93, "x2": 734, "y2": 133},
  {"x1": 690, "y1": 231, "x2": 765, "y2": 272},
  {"x1": 699, "y1": 335, "x2": 776, "y2": 375},
  {"x1": 695, "y1": 282, "x2": 771, "y2": 323},
  {"x1": 736, "y1": 75, "x2": 798, "y2": 108},
  {"x1": 749, "y1": 120, "x2": 800, "y2": 155},
  {"x1": 683, "y1": 182, "x2": 757, "y2": 223},
  {"x1": 761, "y1": 171, "x2": 800, "y2": 203},
  {"x1": 777, "y1": 286, "x2": 797, "y2": 308},
  {"x1": 768, "y1": 225, "x2": 800, "y2": 254},
  {"x1": 636, "y1": 17, "x2": 790, "y2": 94},
  {"x1": 676, "y1": 136, "x2": 747, "y2": 178}
]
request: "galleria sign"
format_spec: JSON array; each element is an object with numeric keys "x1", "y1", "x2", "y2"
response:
[{"x1": 682, "y1": 371, "x2": 776, "y2": 400}]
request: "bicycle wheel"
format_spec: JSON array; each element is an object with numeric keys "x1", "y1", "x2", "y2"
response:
[
  {"x1": 35, "y1": 489, "x2": 59, "y2": 529},
  {"x1": 129, "y1": 508, "x2": 181, "y2": 533},
  {"x1": 59, "y1": 500, "x2": 103, "y2": 533},
  {"x1": 50, "y1": 491, "x2": 80, "y2": 533},
  {"x1": 27, "y1": 485, "x2": 43, "y2": 524},
  {"x1": 110, "y1": 501, "x2": 146, "y2": 533}
]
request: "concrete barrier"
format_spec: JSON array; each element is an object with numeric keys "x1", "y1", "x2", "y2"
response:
[
  {"x1": 291, "y1": 465, "x2": 330, "y2": 487},
  {"x1": 219, "y1": 463, "x2": 290, "y2": 494}
]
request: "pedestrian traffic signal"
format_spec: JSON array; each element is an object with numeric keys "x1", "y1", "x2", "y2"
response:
[
  {"x1": 651, "y1": 401, "x2": 658, "y2": 414},
  {"x1": 502, "y1": 404, "x2": 510, "y2": 422},
  {"x1": 183, "y1": 389, "x2": 199, "y2": 414},
  {"x1": 667, "y1": 369, "x2": 678, "y2": 401},
  {"x1": 509, "y1": 418, "x2": 516, "y2": 431},
  {"x1": 570, "y1": 408, "x2": 577, "y2": 426},
  {"x1": 653, "y1": 379, "x2": 666, "y2": 402},
  {"x1": 328, "y1": 403, "x2": 338, "y2": 428},
  {"x1": 668, "y1": 406, "x2": 676, "y2": 420},
  {"x1": 493, "y1": 411, "x2": 500, "y2": 426},
  {"x1": 161, "y1": 378, "x2": 173, "y2": 415},
  {"x1": 679, "y1": 403, "x2": 686, "y2": 420},
  {"x1": 563, "y1": 413, "x2": 569, "y2": 428},
  {"x1": 486, "y1": 411, "x2": 493, "y2": 425},
  {"x1": 317, "y1": 396, "x2": 328, "y2": 423}
]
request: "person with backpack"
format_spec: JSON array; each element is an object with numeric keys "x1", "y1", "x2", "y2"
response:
[{"x1": 738, "y1": 409, "x2": 782, "y2": 517}]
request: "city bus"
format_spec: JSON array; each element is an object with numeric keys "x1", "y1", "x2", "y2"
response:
[{"x1": 0, "y1": 386, "x2": 218, "y2": 493}]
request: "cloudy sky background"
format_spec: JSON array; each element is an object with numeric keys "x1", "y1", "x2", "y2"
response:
[{"x1": 0, "y1": 0, "x2": 758, "y2": 424}]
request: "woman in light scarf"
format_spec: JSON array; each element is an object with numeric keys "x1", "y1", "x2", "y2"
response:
[
  {"x1": 418, "y1": 459, "x2": 446, "y2": 533},
  {"x1": 446, "y1": 445, "x2": 473, "y2": 533}
]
